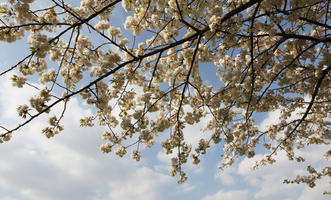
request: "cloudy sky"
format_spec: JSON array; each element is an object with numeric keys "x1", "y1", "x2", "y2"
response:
[
  {"x1": 0, "y1": 72, "x2": 329, "y2": 200},
  {"x1": 0, "y1": 1, "x2": 330, "y2": 200}
]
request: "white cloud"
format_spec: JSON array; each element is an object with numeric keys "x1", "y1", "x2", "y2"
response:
[
  {"x1": 156, "y1": 149, "x2": 173, "y2": 165},
  {"x1": 258, "y1": 110, "x2": 281, "y2": 131},
  {"x1": 177, "y1": 183, "x2": 196, "y2": 193},
  {"x1": 202, "y1": 189, "x2": 249, "y2": 200},
  {"x1": 182, "y1": 113, "x2": 213, "y2": 148},
  {"x1": 236, "y1": 145, "x2": 330, "y2": 199},
  {"x1": 107, "y1": 167, "x2": 171, "y2": 200},
  {"x1": 0, "y1": 197, "x2": 20, "y2": 200},
  {"x1": 214, "y1": 167, "x2": 236, "y2": 186},
  {"x1": 298, "y1": 178, "x2": 330, "y2": 200},
  {"x1": 0, "y1": 73, "x2": 36, "y2": 121},
  {"x1": 0, "y1": 76, "x2": 174, "y2": 200}
]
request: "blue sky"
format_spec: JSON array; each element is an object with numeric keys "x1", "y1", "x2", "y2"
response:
[{"x1": 0, "y1": 1, "x2": 330, "y2": 200}]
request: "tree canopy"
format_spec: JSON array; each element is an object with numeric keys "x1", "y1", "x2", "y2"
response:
[{"x1": 0, "y1": 0, "x2": 330, "y2": 192}]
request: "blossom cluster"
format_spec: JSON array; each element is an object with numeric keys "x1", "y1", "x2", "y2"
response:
[{"x1": 0, "y1": 0, "x2": 330, "y2": 191}]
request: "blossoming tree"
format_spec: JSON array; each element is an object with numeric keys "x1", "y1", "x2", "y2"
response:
[{"x1": 0, "y1": 0, "x2": 330, "y2": 192}]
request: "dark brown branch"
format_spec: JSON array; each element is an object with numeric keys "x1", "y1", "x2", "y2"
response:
[
  {"x1": 299, "y1": 17, "x2": 331, "y2": 30},
  {"x1": 148, "y1": 52, "x2": 162, "y2": 89},
  {"x1": 176, "y1": 34, "x2": 203, "y2": 128},
  {"x1": 0, "y1": 22, "x2": 71, "y2": 29},
  {"x1": 275, "y1": 33, "x2": 331, "y2": 43},
  {"x1": 0, "y1": 52, "x2": 35, "y2": 77},
  {"x1": 246, "y1": 2, "x2": 261, "y2": 121},
  {"x1": 289, "y1": 65, "x2": 331, "y2": 137}
]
